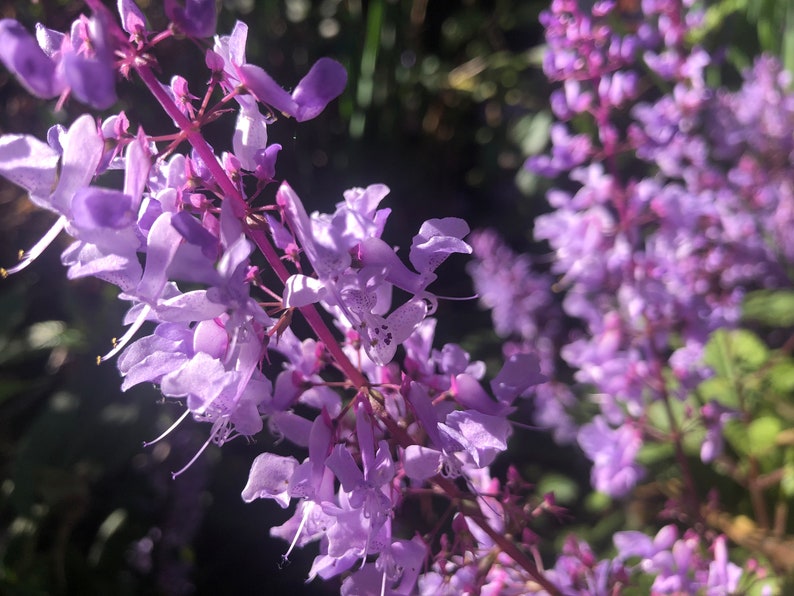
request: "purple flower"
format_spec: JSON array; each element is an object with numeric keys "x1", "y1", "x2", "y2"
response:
[
  {"x1": 614, "y1": 526, "x2": 742, "y2": 594},
  {"x1": 706, "y1": 535, "x2": 742, "y2": 595},
  {"x1": 238, "y1": 57, "x2": 347, "y2": 122},
  {"x1": 241, "y1": 452, "x2": 299, "y2": 508},
  {"x1": 0, "y1": 19, "x2": 64, "y2": 98},
  {"x1": 403, "y1": 382, "x2": 511, "y2": 479},
  {"x1": 577, "y1": 416, "x2": 645, "y2": 497},
  {"x1": 326, "y1": 406, "x2": 395, "y2": 536},
  {"x1": 232, "y1": 104, "x2": 270, "y2": 171},
  {"x1": 525, "y1": 124, "x2": 593, "y2": 177},
  {"x1": 700, "y1": 400, "x2": 738, "y2": 464},
  {"x1": 166, "y1": 0, "x2": 217, "y2": 38},
  {"x1": 117, "y1": 0, "x2": 148, "y2": 37},
  {"x1": 1, "y1": 114, "x2": 106, "y2": 278},
  {"x1": 62, "y1": 13, "x2": 118, "y2": 109},
  {"x1": 0, "y1": 132, "x2": 61, "y2": 202},
  {"x1": 614, "y1": 524, "x2": 677, "y2": 561},
  {"x1": 489, "y1": 352, "x2": 546, "y2": 406},
  {"x1": 340, "y1": 537, "x2": 426, "y2": 595},
  {"x1": 279, "y1": 182, "x2": 468, "y2": 366},
  {"x1": 268, "y1": 334, "x2": 341, "y2": 415},
  {"x1": 215, "y1": 20, "x2": 346, "y2": 122}
]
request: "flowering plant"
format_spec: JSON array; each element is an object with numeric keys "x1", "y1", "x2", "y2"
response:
[
  {"x1": 1, "y1": 0, "x2": 794, "y2": 594},
  {"x1": 468, "y1": 0, "x2": 794, "y2": 593}
]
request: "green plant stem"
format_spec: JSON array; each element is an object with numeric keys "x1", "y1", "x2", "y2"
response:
[
  {"x1": 660, "y1": 392, "x2": 701, "y2": 520},
  {"x1": 749, "y1": 456, "x2": 771, "y2": 530}
]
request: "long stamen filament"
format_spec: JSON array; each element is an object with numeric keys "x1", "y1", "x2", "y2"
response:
[
  {"x1": 142, "y1": 409, "x2": 191, "y2": 447},
  {"x1": 284, "y1": 501, "x2": 312, "y2": 561},
  {"x1": 99, "y1": 304, "x2": 152, "y2": 362},
  {"x1": 171, "y1": 431, "x2": 213, "y2": 479},
  {"x1": 2, "y1": 216, "x2": 67, "y2": 277}
]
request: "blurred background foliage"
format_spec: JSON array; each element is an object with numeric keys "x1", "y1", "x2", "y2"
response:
[{"x1": 0, "y1": 0, "x2": 791, "y2": 594}]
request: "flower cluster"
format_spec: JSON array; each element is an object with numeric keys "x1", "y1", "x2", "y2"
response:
[
  {"x1": 468, "y1": 0, "x2": 794, "y2": 592},
  {"x1": 4, "y1": 0, "x2": 792, "y2": 593},
  {"x1": 0, "y1": 1, "x2": 561, "y2": 593},
  {"x1": 472, "y1": 0, "x2": 794, "y2": 492},
  {"x1": 546, "y1": 526, "x2": 743, "y2": 595}
]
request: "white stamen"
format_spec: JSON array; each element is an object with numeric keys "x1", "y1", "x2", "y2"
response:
[
  {"x1": 142, "y1": 409, "x2": 191, "y2": 447},
  {"x1": 2, "y1": 216, "x2": 67, "y2": 276},
  {"x1": 100, "y1": 304, "x2": 152, "y2": 362},
  {"x1": 285, "y1": 500, "x2": 313, "y2": 560},
  {"x1": 171, "y1": 431, "x2": 213, "y2": 479}
]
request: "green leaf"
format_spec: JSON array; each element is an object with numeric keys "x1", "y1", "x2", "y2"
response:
[
  {"x1": 703, "y1": 329, "x2": 769, "y2": 378},
  {"x1": 26, "y1": 321, "x2": 82, "y2": 350},
  {"x1": 511, "y1": 110, "x2": 552, "y2": 156},
  {"x1": 781, "y1": 465, "x2": 794, "y2": 498},
  {"x1": 747, "y1": 416, "x2": 783, "y2": 456},
  {"x1": 768, "y1": 359, "x2": 794, "y2": 394},
  {"x1": 682, "y1": 424, "x2": 707, "y2": 458},
  {"x1": 723, "y1": 419, "x2": 749, "y2": 456},
  {"x1": 697, "y1": 376, "x2": 739, "y2": 409},
  {"x1": 536, "y1": 473, "x2": 579, "y2": 505},
  {"x1": 646, "y1": 396, "x2": 686, "y2": 434},
  {"x1": 743, "y1": 289, "x2": 794, "y2": 327},
  {"x1": 584, "y1": 490, "x2": 611, "y2": 513},
  {"x1": 637, "y1": 441, "x2": 675, "y2": 465},
  {"x1": 0, "y1": 284, "x2": 29, "y2": 337}
]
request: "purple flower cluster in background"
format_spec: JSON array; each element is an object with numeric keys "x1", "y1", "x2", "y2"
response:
[
  {"x1": 473, "y1": 0, "x2": 793, "y2": 492},
  {"x1": 466, "y1": 0, "x2": 794, "y2": 592}
]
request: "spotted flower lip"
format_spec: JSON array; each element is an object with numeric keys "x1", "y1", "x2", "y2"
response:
[{"x1": 277, "y1": 181, "x2": 471, "y2": 366}]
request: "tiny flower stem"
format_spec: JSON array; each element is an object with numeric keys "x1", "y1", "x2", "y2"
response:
[
  {"x1": 660, "y1": 390, "x2": 701, "y2": 520},
  {"x1": 774, "y1": 497, "x2": 788, "y2": 538},
  {"x1": 368, "y1": 393, "x2": 560, "y2": 593},
  {"x1": 748, "y1": 456, "x2": 771, "y2": 530},
  {"x1": 457, "y1": 495, "x2": 562, "y2": 595},
  {"x1": 146, "y1": 27, "x2": 176, "y2": 50}
]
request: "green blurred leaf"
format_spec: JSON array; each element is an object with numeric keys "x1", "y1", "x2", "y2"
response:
[
  {"x1": 584, "y1": 490, "x2": 611, "y2": 513},
  {"x1": 743, "y1": 289, "x2": 794, "y2": 327},
  {"x1": 747, "y1": 416, "x2": 783, "y2": 456},
  {"x1": 646, "y1": 396, "x2": 686, "y2": 434},
  {"x1": 511, "y1": 111, "x2": 552, "y2": 156},
  {"x1": 0, "y1": 378, "x2": 50, "y2": 405},
  {"x1": 0, "y1": 285, "x2": 28, "y2": 337},
  {"x1": 703, "y1": 328, "x2": 769, "y2": 378},
  {"x1": 697, "y1": 376, "x2": 739, "y2": 408},
  {"x1": 537, "y1": 472, "x2": 579, "y2": 505},
  {"x1": 723, "y1": 419, "x2": 749, "y2": 456},
  {"x1": 768, "y1": 358, "x2": 794, "y2": 394},
  {"x1": 26, "y1": 321, "x2": 81, "y2": 350},
  {"x1": 781, "y1": 464, "x2": 794, "y2": 498},
  {"x1": 682, "y1": 423, "x2": 707, "y2": 458},
  {"x1": 637, "y1": 441, "x2": 675, "y2": 465}
]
